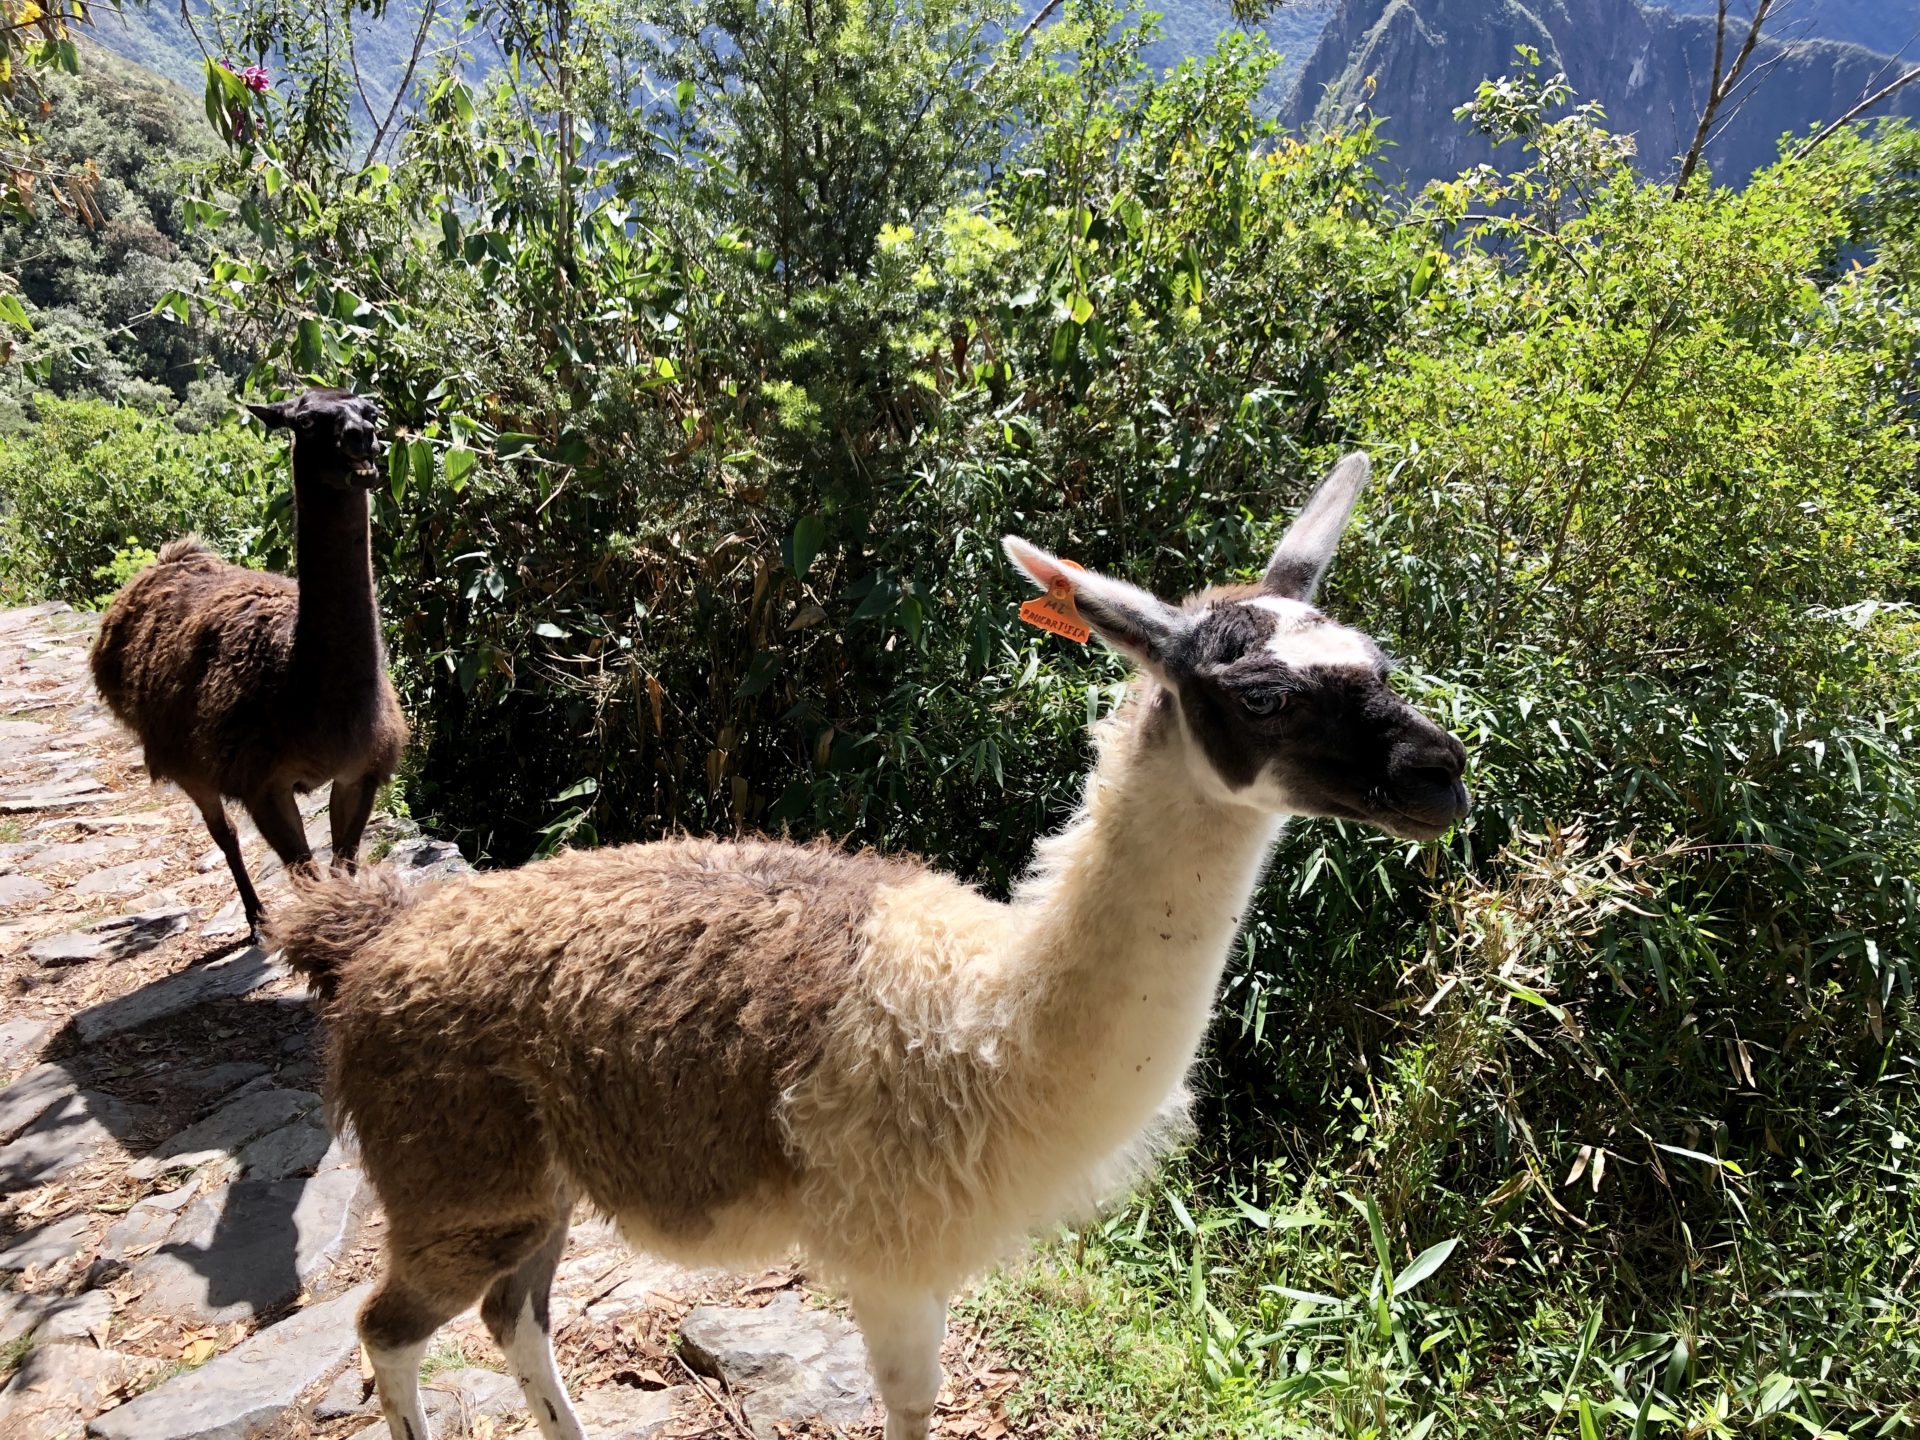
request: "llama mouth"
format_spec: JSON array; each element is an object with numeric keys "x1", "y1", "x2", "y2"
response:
[{"x1": 349, "y1": 459, "x2": 380, "y2": 483}]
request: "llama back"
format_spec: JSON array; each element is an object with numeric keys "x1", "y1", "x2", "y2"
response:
[
  {"x1": 90, "y1": 541, "x2": 298, "y2": 784},
  {"x1": 280, "y1": 839, "x2": 935, "y2": 1256}
]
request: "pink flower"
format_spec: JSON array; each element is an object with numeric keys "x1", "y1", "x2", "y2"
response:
[{"x1": 216, "y1": 58, "x2": 272, "y2": 93}]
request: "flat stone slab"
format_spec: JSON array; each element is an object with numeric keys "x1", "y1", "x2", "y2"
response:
[
  {"x1": 171, "y1": 1063, "x2": 271, "y2": 1100},
  {"x1": 575, "y1": 1385, "x2": 684, "y2": 1439},
  {"x1": 88, "y1": 1281, "x2": 371, "y2": 1440},
  {"x1": 0, "y1": 1212, "x2": 94, "y2": 1271},
  {"x1": 679, "y1": 1293, "x2": 874, "y2": 1438},
  {"x1": 316, "y1": 1364, "x2": 523, "y2": 1425},
  {"x1": 0, "y1": 782, "x2": 116, "y2": 814},
  {"x1": 73, "y1": 946, "x2": 287, "y2": 1045},
  {"x1": 386, "y1": 836, "x2": 472, "y2": 885},
  {"x1": 0, "y1": 1017, "x2": 49, "y2": 1075},
  {"x1": 70, "y1": 812, "x2": 175, "y2": 833},
  {"x1": 234, "y1": 1110, "x2": 333, "y2": 1181},
  {"x1": 24, "y1": 836, "x2": 142, "y2": 872},
  {"x1": 0, "y1": 1062, "x2": 78, "y2": 1142},
  {"x1": 0, "y1": 873, "x2": 51, "y2": 909},
  {"x1": 0, "y1": 1090, "x2": 154, "y2": 1194},
  {"x1": 0, "y1": 1342, "x2": 149, "y2": 1440},
  {"x1": 128, "y1": 1165, "x2": 362, "y2": 1322},
  {"x1": 29, "y1": 907, "x2": 193, "y2": 967},
  {"x1": 130, "y1": 1088, "x2": 322, "y2": 1180},
  {"x1": 0, "y1": 1288, "x2": 113, "y2": 1347},
  {"x1": 70, "y1": 857, "x2": 167, "y2": 897}
]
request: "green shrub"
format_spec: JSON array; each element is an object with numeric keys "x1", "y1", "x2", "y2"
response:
[{"x1": 0, "y1": 394, "x2": 280, "y2": 604}]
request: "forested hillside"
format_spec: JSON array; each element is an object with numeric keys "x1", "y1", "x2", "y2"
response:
[
  {"x1": 3, "y1": 0, "x2": 1917, "y2": 1435},
  {"x1": 1286, "y1": 0, "x2": 1920, "y2": 189},
  {"x1": 0, "y1": 46, "x2": 244, "y2": 422}
]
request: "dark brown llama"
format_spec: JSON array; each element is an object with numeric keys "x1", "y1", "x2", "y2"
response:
[{"x1": 91, "y1": 389, "x2": 408, "y2": 940}]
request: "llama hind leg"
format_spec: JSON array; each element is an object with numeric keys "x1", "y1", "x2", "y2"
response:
[
  {"x1": 245, "y1": 785, "x2": 316, "y2": 875},
  {"x1": 481, "y1": 1222, "x2": 587, "y2": 1440},
  {"x1": 361, "y1": 1218, "x2": 561, "y2": 1440},
  {"x1": 358, "y1": 1281, "x2": 445, "y2": 1440},
  {"x1": 849, "y1": 1284, "x2": 948, "y2": 1440},
  {"x1": 328, "y1": 771, "x2": 382, "y2": 871}
]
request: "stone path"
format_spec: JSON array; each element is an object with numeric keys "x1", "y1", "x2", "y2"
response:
[{"x1": 0, "y1": 604, "x2": 1037, "y2": 1440}]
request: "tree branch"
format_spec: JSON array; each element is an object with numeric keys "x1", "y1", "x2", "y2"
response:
[
  {"x1": 1790, "y1": 65, "x2": 1920, "y2": 162},
  {"x1": 362, "y1": 0, "x2": 439, "y2": 170},
  {"x1": 1675, "y1": 0, "x2": 1775, "y2": 197}
]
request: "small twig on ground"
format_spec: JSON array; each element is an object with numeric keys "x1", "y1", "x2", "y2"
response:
[{"x1": 671, "y1": 1348, "x2": 755, "y2": 1439}]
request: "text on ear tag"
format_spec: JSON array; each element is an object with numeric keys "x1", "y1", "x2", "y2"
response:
[{"x1": 1019, "y1": 573, "x2": 1091, "y2": 645}]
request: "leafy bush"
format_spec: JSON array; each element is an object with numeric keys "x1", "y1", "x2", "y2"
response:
[
  {"x1": 0, "y1": 395, "x2": 280, "y2": 604},
  {"x1": 144, "y1": 6, "x2": 1920, "y2": 1432}
]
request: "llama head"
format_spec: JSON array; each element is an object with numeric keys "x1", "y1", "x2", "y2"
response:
[
  {"x1": 247, "y1": 389, "x2": 384, "y2": 489},
  {"x1": 1004, "y1": 454, "x2": 1470, "y2": 840}
]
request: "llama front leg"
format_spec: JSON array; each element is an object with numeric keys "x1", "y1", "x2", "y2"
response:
[
  {"x1": 328, "y1": 771, "x2": 382, "y2": 871},
  {"x1": 482, "y1": 1226, "x2": 587, "y2": 1440},
  {"x1": 184, "y1": 784, "x2": 265, "y2": 940},
  {"x1": 850, "y1": 1285, "x2": 948, "y2": 1440}
]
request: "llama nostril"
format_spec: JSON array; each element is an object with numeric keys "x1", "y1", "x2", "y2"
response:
[{"x1": 1405, "y1": 765, "x2": 1457, "y2": 793}]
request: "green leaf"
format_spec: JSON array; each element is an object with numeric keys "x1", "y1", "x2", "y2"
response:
[
  {"x1": 675, "y1": 79, "x2": 696, "y2": 113},
  {"x1": 1389, "y1": 1237, "x2": 1459, "y2": 1298},
  {"x1": 735, "y1": 650, "x2": 782, "y2": 699},
  {"x1": 444, "y1": 447, "x2": 476, "y2": 492},
  {"x1": 0, "y1": 293, "x2": 32, "y2": 332},
  {"x1": 294, "y1": 317, "x2": 328, "y2": 373},
  {"x1": 1069, "y1": 292, "x2": 1094, "y2": 324},
  {"x1": 409, "y1": 439, "x2": 433, "y2": 490},
  {"x1": 552, "y1": 777, "x2": 598, "y2": 802},
  {"x1": 533, "y1": 621, "x2": 569, "y2": 639},
  {"x1": 1342, "y1": 1192, "x2": 1392, "y2": 1288},
  {"x1": 791, "y1": 515, "x2": 827, "y2": 579},
  {"x1": 496, "y1": 432, "x2": 542, "y2": 458}
]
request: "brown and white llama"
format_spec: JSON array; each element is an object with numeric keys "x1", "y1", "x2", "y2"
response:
[
  {"x1": 272, "y1": 453, "x2": 1468, "y2": 1440},
  {"x1": 91, "y1": 389, "x2": 407, "y2": 940}
]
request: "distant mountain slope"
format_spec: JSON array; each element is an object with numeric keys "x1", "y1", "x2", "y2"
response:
[
  {"x1": 1138, "y1": 0, "x2": 1337, "y2": 95},
  {"x1": 1285, "y1": 0, "x2": 1920, "y2": 191},
  {"x1": 81, "y1": 1, "x2": 470, "y2": 112},
  {"x1": 1650, "y1": 0, "x2": 1918, "y2": 61}
]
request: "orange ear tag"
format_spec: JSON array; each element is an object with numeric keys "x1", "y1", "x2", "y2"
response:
[{"x1": 1018, "y1": 559, "x2": 1092, "y2": 645}]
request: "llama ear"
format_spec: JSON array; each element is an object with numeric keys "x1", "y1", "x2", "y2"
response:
[
  {"x1": 1002, "y1": 536, "x2": 1187, "y2": 669},
  {"x1": 1262, "y1": 452, "x2": 1371, "y2": 601},
  {"x1": 246, "y1": 400, "x2": 297, "y2": 431}
]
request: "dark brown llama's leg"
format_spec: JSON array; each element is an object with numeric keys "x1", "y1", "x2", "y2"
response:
[
  {"x1": 244, "y1": 786, "x2": 317, "y2": 878},
  {"x1": 327, "y1": 772, "x2": 382, "y2": 872},
  {"x1": 184, "y1": 782, "x2": 265, "y2": 938}
]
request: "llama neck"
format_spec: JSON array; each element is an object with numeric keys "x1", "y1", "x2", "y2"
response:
[
  {"x1": 1007, "y1": 688, "x2": 1283, "y2": 1146},
  {"x1": 291, "y1": 459, "x2": 380, "y2": 686}
]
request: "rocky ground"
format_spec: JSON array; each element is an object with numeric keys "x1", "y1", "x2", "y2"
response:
[{"x1": 0, "y1": 603, "x2": 1037, "y2": 1440}]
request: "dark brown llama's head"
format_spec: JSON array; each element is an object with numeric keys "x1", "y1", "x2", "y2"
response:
[
  {"x1": 247, "y1": 389, "x2": 384, "y2": 490},
  {"x1": 1005, "y1": 454, "x2": 1471, "y2": 840}
]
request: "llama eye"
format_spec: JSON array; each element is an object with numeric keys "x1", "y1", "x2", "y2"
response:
[{"x1": 1241, "y1": 689, "x2": 1285, "y2": 717}]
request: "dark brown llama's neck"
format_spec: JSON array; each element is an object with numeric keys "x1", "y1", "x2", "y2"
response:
[{"x1": 290, "y1": 453, "x2": 380, "y2": 688}]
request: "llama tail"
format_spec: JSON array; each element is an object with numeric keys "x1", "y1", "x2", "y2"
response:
[
  {"x1": 156, "y1": 535, "x2": 215, "y2": 564},
  {"x1": 269, "y1": 867, "x2": 416, "y2": 1002}
]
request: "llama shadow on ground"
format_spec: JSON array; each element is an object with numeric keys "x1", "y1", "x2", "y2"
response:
[{"x1": 6, "y1": 955, "x2": 357, "y2": 1325}]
